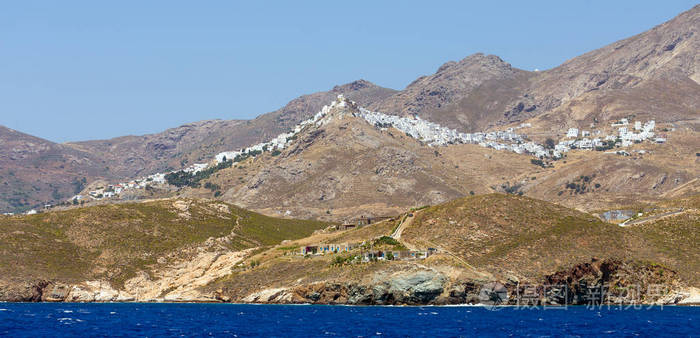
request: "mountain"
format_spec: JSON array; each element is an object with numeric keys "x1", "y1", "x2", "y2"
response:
[
  {"x1": 1, "y1": 5, "x2": 698, "y2": 215},
  {"x1": 66, "y1": 80, "x2": 396, "y2": 179},
  {"x1": 0, "y1": 81, "x2": 395, "y2": 213},
  {"x1": 368, "y1": 53, "x2": 534, "y2": 132},
  {"x1": 534, "y1": 4, "x2": 699, "y2": 103},
  {"x1": 171, "y1": 94, "x2": 696, "y2": 220},
  {"x1": 521, "y1": 4, "x2": 700, "y2": 133},
  {"x1": 369, "y1": 5, "x2": 699, "y2": 133},
  {"x1": 185, "y1": 98, "x2": 539, "y2": 220},
  {"x1": 0, "y1": 126, "x2": 111, "y2": 213}
]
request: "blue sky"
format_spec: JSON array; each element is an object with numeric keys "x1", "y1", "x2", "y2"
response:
[{"x1": 1, "y1": 1, "x2": 696, "y2": 143}]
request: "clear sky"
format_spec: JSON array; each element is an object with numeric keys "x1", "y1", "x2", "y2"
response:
[{"x1": 1, "y1": 1, "x2": 696, "y2": 143}]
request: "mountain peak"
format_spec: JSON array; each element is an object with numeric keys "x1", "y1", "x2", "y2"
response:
[
  {"x1": 436, "y1": 53, "x2": 511, "y2": 74},
  {"x1": 332, "y1": 79, "x2": 378, "y2": 92}
]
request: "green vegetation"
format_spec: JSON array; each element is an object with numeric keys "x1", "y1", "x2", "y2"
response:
[
  {"x1": 71, "y1": 177, "x2": 87, "y2": 194},
  {"x1": 499, "y1": 182, "x2": 523, "y2": 195},
  {"x1": 595, "y1": 140, "x2": 616, "y2": 151},
  {"x1": 204, "y1": 182, "x2": 221, "y2": 191},
  {"x1": 330, "y1": 254, "x2": 357, "y2": 266},
  {"x1": 366, "y1": 236, "x2": 408, "y2": 251},
  {"x1": 530, "y1": 158, "x2": 552, "y2": 168},
  {"x1": 544, "y1": 138, "x2": 556, "y2": 149},
  {"x1": 563, "y1": 174, "x2": 598, "y2": 195},
  {"x1": 165, "y1": 160, "x2": 233, "y2": 188}
]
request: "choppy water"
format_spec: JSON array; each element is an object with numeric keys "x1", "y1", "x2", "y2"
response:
[{"x1": 0, "y1": 303, "x2": 697, "y2": 337}]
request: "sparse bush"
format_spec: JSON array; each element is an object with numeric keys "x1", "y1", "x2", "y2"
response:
[
  {"x1": 545, "y1": 138, "x2": 556, "y2": 149},
  {"x1": 204, "y1": 182, "x2": 220, "y2": 191},
  {"x1": 501, "y1": 182, "x2": 523, "y2": 195},
  {"x1": 165, "y1": 160, "x2": 232, "y2": 188},
  {"x1": 331, "y1": 255, "x2": 356, "y2": 266},
  {"x1": 530, "y1": 159, "x2": 547, "y2": 168}
]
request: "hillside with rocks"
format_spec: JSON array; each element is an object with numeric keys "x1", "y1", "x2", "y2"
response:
[
  {"x1": 368, "y1": 53, "x2": 534, "y2": 132},
  {"x1": 3, "y1": 194, "x2": 696, "y2": 305},
  {"x1": 184, "y1": 97, "x2": 538, "y2": 221},
  {"x1": 205, "y1": 194, "x2": 698, "y2": 306},
  {"x1": 160, "y1": 94, "x2": 695, "y2": 221},
  {"x1": 0, "y1": 199, "x2": 328, "y2": 302}
]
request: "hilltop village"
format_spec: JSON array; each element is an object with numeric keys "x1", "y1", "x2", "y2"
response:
[
  {"x1": 18, "y1": 94, "x2": 666, "y2": 216},
  {"x1": 223, "y1": 95, "x2": 665, "y2": 161}
]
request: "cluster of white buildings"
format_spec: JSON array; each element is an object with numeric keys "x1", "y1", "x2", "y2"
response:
[
  {"x1": 76, "y1": 170, "x2": 173, "y2": 202},
  {"x1": 355, "y1": 103, "x2": 560, "y2": 159},
  {"x1": 214, "y1": 97, "x2": 346, "y2": 164},
  {"x1": 556, "y1": 119, "x2": 662, "y2": 155},
  {"x1": 215, "y1": 95, "x2": 564, "y2": 163}
]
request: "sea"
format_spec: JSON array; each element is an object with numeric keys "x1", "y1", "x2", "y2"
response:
[{"x1": 0, "y1": 303, "x2": 697, "y2": 337}]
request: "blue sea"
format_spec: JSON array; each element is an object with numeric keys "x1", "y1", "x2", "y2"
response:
[{"x1": 0, "y1": 303, "x2": 697, "y2": 337}]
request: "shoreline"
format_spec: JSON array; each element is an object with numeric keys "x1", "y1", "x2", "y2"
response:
[{"x1": 1, "y1": 300, "x2": 698, "y2": 307}]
